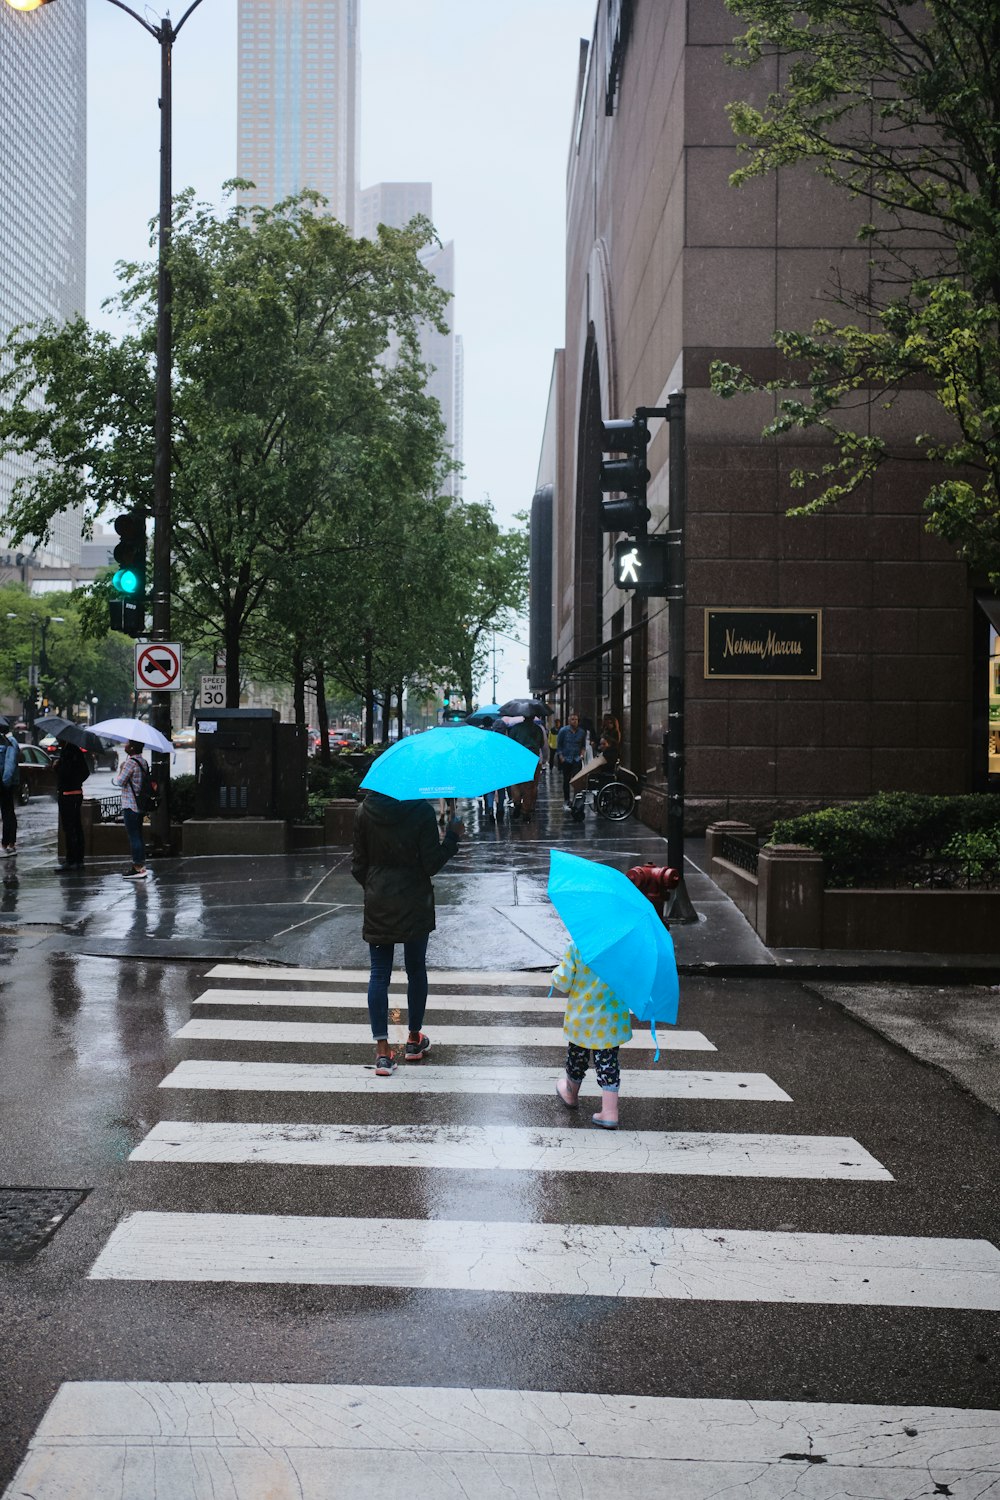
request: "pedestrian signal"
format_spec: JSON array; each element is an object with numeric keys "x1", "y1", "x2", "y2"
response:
[{"x1": 614, "y1": 535, "x2": 669, "y2": 594}]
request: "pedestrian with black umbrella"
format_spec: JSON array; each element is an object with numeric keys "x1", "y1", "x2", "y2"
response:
[{"x1": 55, "y1": 732, "x2": 90, "y2": 871}]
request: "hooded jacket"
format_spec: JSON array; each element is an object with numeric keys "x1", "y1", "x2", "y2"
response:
[{"x1": 351, "y1": 791, "x2": 459, "y2": 945}]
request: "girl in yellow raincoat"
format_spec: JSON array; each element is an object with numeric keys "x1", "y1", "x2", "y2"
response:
[{"x1": 551, "y1": 941, "x2": 632, "y2": 1129}]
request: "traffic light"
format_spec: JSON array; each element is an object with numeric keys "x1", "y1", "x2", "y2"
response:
[
  {"x1": 443, "y1": 691, "x2": 451, "y2": 708},
  {"x1": 111, "y1": 509, "x2": 146, "y2": 601},
  {"x1": 109, "y1": 509, "x2": 146, "y2": 636},
  {"x1": 599, "y1": 415, "x2": 650, "y2": 533}
]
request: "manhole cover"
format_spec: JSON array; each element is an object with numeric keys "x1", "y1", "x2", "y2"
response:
[{"x1": 0, "y1": 1188, "x2": 89, "y2": 1262}]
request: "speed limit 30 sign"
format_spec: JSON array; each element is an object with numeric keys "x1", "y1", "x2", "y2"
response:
[
  {"x1": 135, "y1": 642, "x2": 183, "y2": 692},
  {"x1": 201, "y1": 675, "x2": 226, "y2": 708}
]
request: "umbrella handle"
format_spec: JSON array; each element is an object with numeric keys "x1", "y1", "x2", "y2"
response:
[{"x1": 650, "y1": 1019, "x2": 661, "y2": 1064}]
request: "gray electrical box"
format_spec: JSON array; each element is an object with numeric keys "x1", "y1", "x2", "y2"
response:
[{"x1": 194, "y1": 708, "x2": 280, "y2": 818}]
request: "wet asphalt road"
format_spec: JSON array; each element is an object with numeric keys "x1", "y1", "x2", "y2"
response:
[{"x1": 0, "y1": 775, "x2": 998, "y2": 1494}]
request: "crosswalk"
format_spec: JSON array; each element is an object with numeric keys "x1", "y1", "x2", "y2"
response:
[{"x1": 4, "y1": 963, "x2": 999, "y2": 1499}]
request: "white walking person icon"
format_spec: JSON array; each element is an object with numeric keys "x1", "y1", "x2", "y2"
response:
[{"x1": 619, "y1": 546, "x2": 641, "y2": 585}]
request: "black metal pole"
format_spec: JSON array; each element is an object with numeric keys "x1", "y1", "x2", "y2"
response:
[
  {"x1": 666, "y1": 389, "x2": 697, "y2": 923},
  {"x1": 148, "y1": 17, "x2": 174, "y2": 848}
]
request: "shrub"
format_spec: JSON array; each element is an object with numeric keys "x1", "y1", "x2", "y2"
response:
[
  {"x1": 769, "y1": 792, "x2": 1000, "y2": 887},
  {"x1": 307, "y1": 760, "x2": 361, "y2": 800},
  {"x1": 168, "y1": 772, "x2": 197, "y2": 824}
]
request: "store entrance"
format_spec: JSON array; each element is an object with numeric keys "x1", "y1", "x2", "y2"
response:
[{"x1": 974, "y1": 595, "x2": 1000, "y2": 788}]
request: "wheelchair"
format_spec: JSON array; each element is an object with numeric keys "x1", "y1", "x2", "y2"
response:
[{"x1": 568, "y1": 761, "x2": 639, "y2": 822}]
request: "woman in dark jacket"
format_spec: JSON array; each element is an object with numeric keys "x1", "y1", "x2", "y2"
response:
[{"x1": 352, "y1": 791, "x2": 464, "y2": 1075}]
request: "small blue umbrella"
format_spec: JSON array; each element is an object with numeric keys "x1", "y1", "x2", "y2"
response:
[
  {"x1": 547, "y1": 848, "x2": 679, "y2": 1058},
  {"x1": 465, "y1": 703, "x2": 502, "y2": 725},
  {"x1": 360, "y1": 725, "x2": 539, "y2": 800}
]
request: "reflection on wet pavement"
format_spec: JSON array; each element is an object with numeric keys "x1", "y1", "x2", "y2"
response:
[{"x1": 0, "y1": 772, "x2": 672, "y2": 968}]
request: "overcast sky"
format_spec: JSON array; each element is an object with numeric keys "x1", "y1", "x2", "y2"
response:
[{"x1": 87, "y1": 0, "x2": 597, "y2": 703}]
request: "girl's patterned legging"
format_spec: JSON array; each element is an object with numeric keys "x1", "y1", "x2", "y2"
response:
[{"x1": 565, "y1": 1042, "x2": 620, "y2": 1091}]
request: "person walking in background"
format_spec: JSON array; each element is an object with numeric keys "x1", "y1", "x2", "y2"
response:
[
  {"x1": 556, "y1": 712, "x2": 586, "y2": 809},
  {"x1": 55, "y1": 738, "x2": 90, "y2": 871},
  {"x1": 352, "y1": 790, "x2": 464, "y2": 1075},
  {"x1": 0, "y1": 723, "x2": 19, "y2": 856},
  {"x1": 551, "y1": 939, "x2": 632, "y2": 1129},
  {"x1": 507, "y1": 715, "x2": 546, "y2": 821},
  {"x1": 547, "y1": 718, "x2": 560, "y2": 771},
  {"x1": 112, "y1": 739, "x2": 150, "y2": 881}
]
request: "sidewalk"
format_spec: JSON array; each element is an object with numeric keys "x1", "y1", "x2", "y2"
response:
[{"x1": 3, "y1": 772, "x2": 1000, "y2": 979}]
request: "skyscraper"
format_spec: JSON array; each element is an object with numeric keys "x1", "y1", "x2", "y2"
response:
[
  {"x1": 237, "y1": 0, "x2": 360, "y2": 229},
  {"x1": 359, "y1": 183, "x2": 463, "y2": 497},
  {"x1": 0, "y1": 0, "x2": 86, "y2": 566}
]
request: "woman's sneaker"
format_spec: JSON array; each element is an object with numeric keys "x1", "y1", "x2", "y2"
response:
[
  {"x1": 404, "y1": 1033, "x2": 431, "y2": 1062},
  {"x1": 122, "y1": 867, "x2": 147, "y2": 880},
  {"x1": 374, "y1": 1050, "x2": 396, "y2": 1076}
]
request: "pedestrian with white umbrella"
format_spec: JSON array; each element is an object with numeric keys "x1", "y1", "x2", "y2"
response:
[{"x1": 92, "y1": 719, "x2": 171, "y2": 882}]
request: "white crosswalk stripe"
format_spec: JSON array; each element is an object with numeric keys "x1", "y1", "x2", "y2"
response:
[
  {"x1": 206, "y1": 963, "x2": 554, "y2": 988},
  {"x1": 195, "y1": 986, "x2": 566, "y2": 1011},
  {"x1": 130, "y1": 1120, "x2": 889, "y2": 1178},
  {"x1": 7, "y1": 1382, "x2": 1000, "y2": 1500},
  {"x1": 8, "y1": 962, "x2": 999, "y2": 1500},
  {"x1": 160, "y1": 1059, "x2": 793, "y2": 1100},
  {"x1": 90, "y1": 1212, "x2": 1000, "y2": 1307},
  {"x1": 174, "y1": 1017, "x2": 716, "y2": 1049}
]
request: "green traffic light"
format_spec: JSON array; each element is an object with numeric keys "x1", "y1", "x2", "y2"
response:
[{"x1": 112, "y1": 567, "x2": 141, "y2": 596}]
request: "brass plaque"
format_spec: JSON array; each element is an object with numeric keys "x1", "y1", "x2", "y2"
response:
[{"x1": 704, "y1": 609, "x2": 822, "y2": 680}]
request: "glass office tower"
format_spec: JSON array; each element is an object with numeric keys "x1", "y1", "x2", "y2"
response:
[
  {"x1": 0, "y1": 0, "x2": 86, "y2": 566},
  {"x1": 237, "y1": 0, "x2": 359, "y2": 230}
]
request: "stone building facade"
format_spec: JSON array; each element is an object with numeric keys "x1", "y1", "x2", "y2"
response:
[{"x1": 535, "y1": 0, "x2": 1000, "y2": 831}]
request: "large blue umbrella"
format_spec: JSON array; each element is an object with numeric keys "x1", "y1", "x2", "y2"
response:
[
  {"x1": 547, "y1": 848, "x2": 679, "y2": 1057},
  {"x1": 360, "y1": 725, "x2": 539, "y2": 800}
]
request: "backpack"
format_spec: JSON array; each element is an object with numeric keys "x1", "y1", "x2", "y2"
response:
[
  {"x1": 1, "y1": 737, "x2": 19, "y2": 790},
  {"x1": 134, "y1": 757, "x2": 158, "y2": 815}
]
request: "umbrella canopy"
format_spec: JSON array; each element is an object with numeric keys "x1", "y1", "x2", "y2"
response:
[
  {"x1": 33, "y1": 714, "x2": 101, "y2": 751},
  {"x1": 465, "y1": 704, "x2": 502, "y2": 725},
  {"x1": 57, "y1": 723, "x2": 105, "y2": 752},
  {"x1": 90, "y1": 716, "x2": 174, "y2": 754},
  {"x1": 360, "y1": 725, "x2": 539, "y2": 800},
  {"x1": 499, "y1": 697, "x2": 552, "y2": 718},
  {"x1": 547, "y1": 848, "x2": 679, "y2": 1058}
]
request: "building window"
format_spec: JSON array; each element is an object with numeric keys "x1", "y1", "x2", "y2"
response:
[{"x1": 605, "y1": 0, "x2": 634, "y2": 116}]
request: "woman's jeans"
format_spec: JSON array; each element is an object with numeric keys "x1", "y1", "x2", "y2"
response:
[
  {"x1": 367, "y1": 936, "x2": 429, "y2": 1040},
  {"x1": 122, "y1": 808, "x2": 146, "y2": 867}
]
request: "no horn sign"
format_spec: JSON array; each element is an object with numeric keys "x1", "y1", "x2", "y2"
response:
[{"x1": 135, "y1": 642, "x2": 183, "y2": 692}]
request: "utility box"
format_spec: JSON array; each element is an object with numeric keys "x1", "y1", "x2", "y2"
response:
[{"x1": 195, "y1": 708, "x2": 279, "y2": 818}]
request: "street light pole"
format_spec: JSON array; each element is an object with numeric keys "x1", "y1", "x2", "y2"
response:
[{"x1": 5, "y1": 0, "x2": 207, "y2": 842}]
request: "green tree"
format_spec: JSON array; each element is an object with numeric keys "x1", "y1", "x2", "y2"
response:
[
  {"x1": 0, "y1": 187, "x2": 451, "y2": 701},
  {"x1": 712, "y1": 0, "x2": 1000, "y2": 581},
  {"x1": 431, "y1": 504, "x2": 530, "y2": 713},
  {"x1": 0, "y1": 588, "x2": 135, "y2": 720}
]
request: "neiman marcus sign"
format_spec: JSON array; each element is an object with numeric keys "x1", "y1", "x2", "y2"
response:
[{"x1": 704, "y1": 609, "x2": 822, "y2": 680}]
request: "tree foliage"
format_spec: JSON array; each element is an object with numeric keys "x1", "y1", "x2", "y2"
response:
[
  {"x1": 0, "y1": 587, "x2": 135, "y2": 720},
  {"x1": 0, "y1": 187, "x2": 451, "y2": 701},
  {"x1": 713, "y1": 0, "x2": 1000, "y2": 580}
]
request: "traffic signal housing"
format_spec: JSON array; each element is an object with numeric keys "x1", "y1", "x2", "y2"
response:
[
  {"x1": 599, "y1": 416, "x2": 650, "y2": 533},
  {"x1": 111, "y1": 509, "x2": 146, "y2": 600},
  {"x1": 109, "y1": 508, "x2": 146, "y2": 637}
]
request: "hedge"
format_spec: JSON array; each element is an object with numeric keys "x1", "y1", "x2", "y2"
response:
[{"x1": 769, "y1": 792, "x2": 1000, "y2": 888}]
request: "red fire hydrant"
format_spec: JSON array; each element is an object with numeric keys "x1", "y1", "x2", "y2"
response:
[{"x1": 626, "y1": 863, "x2": 681, "y2": 925}]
